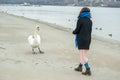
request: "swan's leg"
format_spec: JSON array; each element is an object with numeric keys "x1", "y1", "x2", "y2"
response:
[
  {"x1": 38, "y1": 47, "x2": 44, "y2": 54},
  {"x1": 32, "y1": 48, "x2": 35, "y2": 54}
]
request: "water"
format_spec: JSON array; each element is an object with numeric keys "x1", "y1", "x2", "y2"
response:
[{"x1": 0, "y1": 5, "x2": 120, "y2": 41}]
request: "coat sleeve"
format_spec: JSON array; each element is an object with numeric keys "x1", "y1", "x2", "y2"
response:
[{"x1": 72, "y1": 19, "x2": 82, "y2": 34}]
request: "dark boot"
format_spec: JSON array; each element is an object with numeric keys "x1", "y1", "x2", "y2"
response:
[
  {"x1": 82, "y1": 68, "x2": 91, "y2": 76},
  {"x1": 74, "y1": 65, "x2": 82, "y2": 72}
]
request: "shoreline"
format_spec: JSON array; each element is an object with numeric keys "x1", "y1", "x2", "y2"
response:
[
  {"x1": 2, "y1": 12, "x2": 120, "y2": 45},
  {"x1": 0, "y1": 12, "x2": 120, "y2": 80}
]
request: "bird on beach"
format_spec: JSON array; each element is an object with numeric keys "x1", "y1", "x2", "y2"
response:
[{"x1": 28, "y1": 25, "x2": 44, "y2": 54}]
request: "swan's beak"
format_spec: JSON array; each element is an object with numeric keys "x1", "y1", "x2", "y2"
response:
[{"x1": 36, "y1": 26, "x2": 40, "y2": 31}]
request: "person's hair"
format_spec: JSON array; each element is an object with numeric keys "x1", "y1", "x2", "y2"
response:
[{"x1": 78, "y1": 7, "x2": 90, "y2": 16}]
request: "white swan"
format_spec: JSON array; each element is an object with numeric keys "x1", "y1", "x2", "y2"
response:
[{"x1": 28, "y1": 25, "x2": 44, "y2": 54}]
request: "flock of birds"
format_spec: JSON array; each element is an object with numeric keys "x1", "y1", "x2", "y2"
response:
[{"x1": 95, "y1": 27, "x2": 112, "y2": 37}]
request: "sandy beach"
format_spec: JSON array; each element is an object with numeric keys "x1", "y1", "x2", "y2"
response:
[{"x1": 0, "y1": 13, "x2": 120, "y2": 80}]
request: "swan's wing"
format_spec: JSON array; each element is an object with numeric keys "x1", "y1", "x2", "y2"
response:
[
  {"x1": 28, "y1": 35, "x2": 41, "y2": 45},
  {"x1": 37, "y1": 35, "x2": 41, "y2": 44},
  {"x1": 28, "y1": 35, "x2": 34, "y2": 45}
]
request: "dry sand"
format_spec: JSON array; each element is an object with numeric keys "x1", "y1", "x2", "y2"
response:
[{"x1": 0, "y1": 13, "x2": 120, "y2": 80}]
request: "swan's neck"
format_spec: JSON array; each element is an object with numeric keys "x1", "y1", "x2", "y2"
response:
[{"x1": 33, "y1": 30, "x2": 38, "y2": 38}]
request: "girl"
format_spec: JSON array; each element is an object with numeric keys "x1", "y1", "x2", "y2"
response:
[{"x1": 73, "y1": 7, "x2": 92, "y2": 76}]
